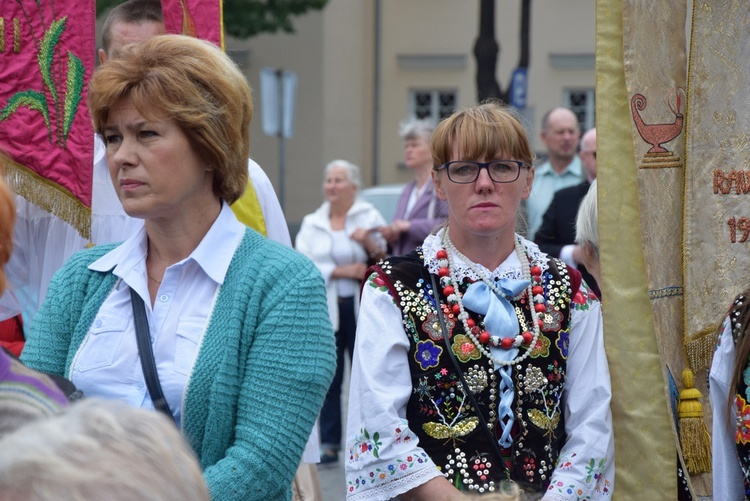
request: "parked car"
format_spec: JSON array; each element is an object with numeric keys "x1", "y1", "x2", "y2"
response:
[{"x1": 359, "y1": 183, "x2": 405, "y2": 223}]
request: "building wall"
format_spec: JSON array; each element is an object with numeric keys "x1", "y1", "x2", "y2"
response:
[{"x1": 225, "y1": 10, "x2": 327, "y2": 225}]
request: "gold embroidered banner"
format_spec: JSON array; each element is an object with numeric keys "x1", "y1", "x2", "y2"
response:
[
  {"x1": 597, "y1": 0, "x2": 680, "y2": 498},
  {"x1": 684, "y1": 1, "x2": 750, "y2": 373},
  {"x1": 621, "y1": 0, "x2": 711, "y2": 497}
]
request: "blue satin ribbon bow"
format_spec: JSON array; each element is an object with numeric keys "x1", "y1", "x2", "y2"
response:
[{"x1": 462, "y1": 277, "x2": 530, "y2": 345}]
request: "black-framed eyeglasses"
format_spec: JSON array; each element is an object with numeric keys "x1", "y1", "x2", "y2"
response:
[{"x1": 434, "y1": 160, "x2": 529, "y2": 184}]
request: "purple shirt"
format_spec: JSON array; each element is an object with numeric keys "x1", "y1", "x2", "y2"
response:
[{"x1": 391, "y1": 178, "x2": 448, "y2": 256}]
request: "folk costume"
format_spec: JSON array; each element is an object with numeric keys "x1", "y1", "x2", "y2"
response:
[
  {"x1": 710, "y1": 293, "x2": 750, "y2": 500},
  {"x1": 345, "y1": 230, "x2": 614, "y2": 500}
]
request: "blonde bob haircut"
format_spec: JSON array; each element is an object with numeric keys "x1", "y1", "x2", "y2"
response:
[
  {"x1": 430, "y1": 102, "x2": 535, "y2": 168},
  {"x1": 88, "y1": 34, "x2": 251, "y2": 204}
]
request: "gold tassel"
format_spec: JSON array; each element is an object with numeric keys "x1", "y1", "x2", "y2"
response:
[{"x1": 677, "y1": 368, "x2": 712, "y2": 474}]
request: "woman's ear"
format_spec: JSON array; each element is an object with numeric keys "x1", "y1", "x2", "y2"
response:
[
  {"x1": 432, "y1": 170, "x2": 447, "y2": 201},
  {"x1": 521, "y1": 166, "x2": 535, "y2": 199}
]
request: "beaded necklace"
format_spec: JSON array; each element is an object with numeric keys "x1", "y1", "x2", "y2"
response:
[{"x1": 436, "y1": 231, "x2": 546, "y2": 367}]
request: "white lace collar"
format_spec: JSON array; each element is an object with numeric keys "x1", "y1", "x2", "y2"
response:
[{"x1": 422, "y1": 228, "x2": 548, "y2": 282}]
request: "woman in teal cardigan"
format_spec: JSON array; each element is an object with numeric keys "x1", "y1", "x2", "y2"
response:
[{"x1": 21, "y1": 35, "x2": 335, "y2": 500}]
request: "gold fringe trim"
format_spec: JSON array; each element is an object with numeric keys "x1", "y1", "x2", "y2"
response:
[
  {"x1": 2, "y1": 155, "x2": 91, "y2": 240},
  {"x1": 677, "y1": 369, "x2": 712, "y2": 475},
  {"x1": 684, "y1": 328, "x2": 717, "y2": 373}
]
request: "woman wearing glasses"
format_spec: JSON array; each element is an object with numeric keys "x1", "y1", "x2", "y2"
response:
[{"x1": 345, "y1": 103, "x2": 614, "y2": 500}]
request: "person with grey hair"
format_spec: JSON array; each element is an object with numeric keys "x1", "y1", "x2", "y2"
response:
[
  {"x1": 0, "y1": 399, "x2": 210, "y2": 501},
  {"x1": 575, "y1": 179, "x2": 600, "y2": 287},
  {"x1": 295, "y1": 159, "x2": 387, "y2": 465},
  {"x1": 379, "y1": 119, "x2": 448, "y2": 255}
]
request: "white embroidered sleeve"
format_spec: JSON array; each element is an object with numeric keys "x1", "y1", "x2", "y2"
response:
[
  {"x1": 544, "y1": 284, "x2": 615, "y2": 500},
  {"x1": 345, "y1": 274, "x2": 443, "y2": 501}
]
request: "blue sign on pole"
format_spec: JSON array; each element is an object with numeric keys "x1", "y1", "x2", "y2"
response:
[{"x1": 510, "y1": 67, "x2": 528, "y2": 109}]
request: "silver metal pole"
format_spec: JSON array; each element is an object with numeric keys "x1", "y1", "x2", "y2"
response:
[{"x1": 277, "y1": 68, "x2": 285, "y2": 211}]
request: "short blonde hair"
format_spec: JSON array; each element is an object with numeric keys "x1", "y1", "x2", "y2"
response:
[
  {"x1": 88, "y1": 34, "x2": 251, "y2": 204},
  {"x1": 0, "y1": 399, "x2": 210, "y2": 501},
  {"x1": 431, "y1": 102, "x2": 534, "y2": 167}
]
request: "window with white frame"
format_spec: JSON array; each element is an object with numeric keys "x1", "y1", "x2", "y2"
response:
[
  {"x1": 564, "y1": 89, "x2": 595, "y2": 132},
  {"x1": 408, "y1": 89, "x2": 457, "y2": 121}
]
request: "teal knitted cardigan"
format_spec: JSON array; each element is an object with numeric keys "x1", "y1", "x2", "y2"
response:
[{"x1": 22, "y1": 229, "x2": 336, "y2": 501}]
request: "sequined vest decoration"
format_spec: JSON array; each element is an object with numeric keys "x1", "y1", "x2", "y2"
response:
[
  {"x1": 729, "y1": 294, "x2": 750, "y2": 498},
  {"x1": 372, "y1": 248, "x2": 576, "y2": 495}
]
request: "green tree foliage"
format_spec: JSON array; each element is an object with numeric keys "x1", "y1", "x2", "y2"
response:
[{"x1": 96, "y1": 0, "x2": 328, "y2": 39}]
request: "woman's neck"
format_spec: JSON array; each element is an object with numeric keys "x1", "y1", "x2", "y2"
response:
[
  {"x1": 446, "y1": 228, "x2": 517, "y2": 271},
  {"x1": 414, "y1": 165, "x2": 432, "y2": 189},
  {"x1": 145, "y1": 199, "x2": 222, "y2": 266},
  {"x1": 329, "y1": 199, "x2": 354, "y2": 219}
]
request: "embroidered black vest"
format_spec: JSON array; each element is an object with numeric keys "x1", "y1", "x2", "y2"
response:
[
  {"x1": 729, "y1": 294, "x2": 750, "y2": 499},
  {"x1": 372, "y1": 248, "x2": 577, "y2": 495}
]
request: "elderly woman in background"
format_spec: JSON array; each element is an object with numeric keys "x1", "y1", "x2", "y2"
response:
[
  {"x1": 21, "y1": 35, "x2": 335, "y2": 501},
  {"x1": 345, "y1": 103, "x2": 613, "y2": 500},
  {"x1": 296, "y1": 159, "x2": 387, "y2": 465},
  {"x1": 574, "y1": 179, "x2": 600, "y2": 286},
  {"x1": 379, "y1": 119, "x2": 448, "y2": 255}
]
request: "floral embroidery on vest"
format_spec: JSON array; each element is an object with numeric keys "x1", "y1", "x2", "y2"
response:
[{"x1": 369, "y1": 247, "x2": 575, "y2": 494}]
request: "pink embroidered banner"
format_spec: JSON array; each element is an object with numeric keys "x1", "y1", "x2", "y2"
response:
[
  {"x1": 0, "y1": 0, "x2": 95, "y2": 239},
  {"x1": 161, "y1": 0, "x2": 222, "y2": 48}
]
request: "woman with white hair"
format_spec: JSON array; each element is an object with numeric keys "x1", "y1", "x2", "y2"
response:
[
  {"x1": 575, "y1": 179, "x2": 600, "y2": 286},
  {"x1": 295, "y1": 160, "x2": 387, "y2": 464}
]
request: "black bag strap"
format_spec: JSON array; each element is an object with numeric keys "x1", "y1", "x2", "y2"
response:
[
  {"x1": 130, "y1": 287, "x2": 175, "y2": 422},
  {"x1": 429, "y1": 273, "x2": 510, "y2": 480}
]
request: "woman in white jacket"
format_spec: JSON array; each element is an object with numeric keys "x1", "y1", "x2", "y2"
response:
[{"x1": 296, "y1": 160, "x2": 387, "y2": 465}]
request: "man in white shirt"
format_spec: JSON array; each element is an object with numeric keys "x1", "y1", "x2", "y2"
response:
[{"x1": 525, "y1": 106, "x2": 584, "y2": 240}]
